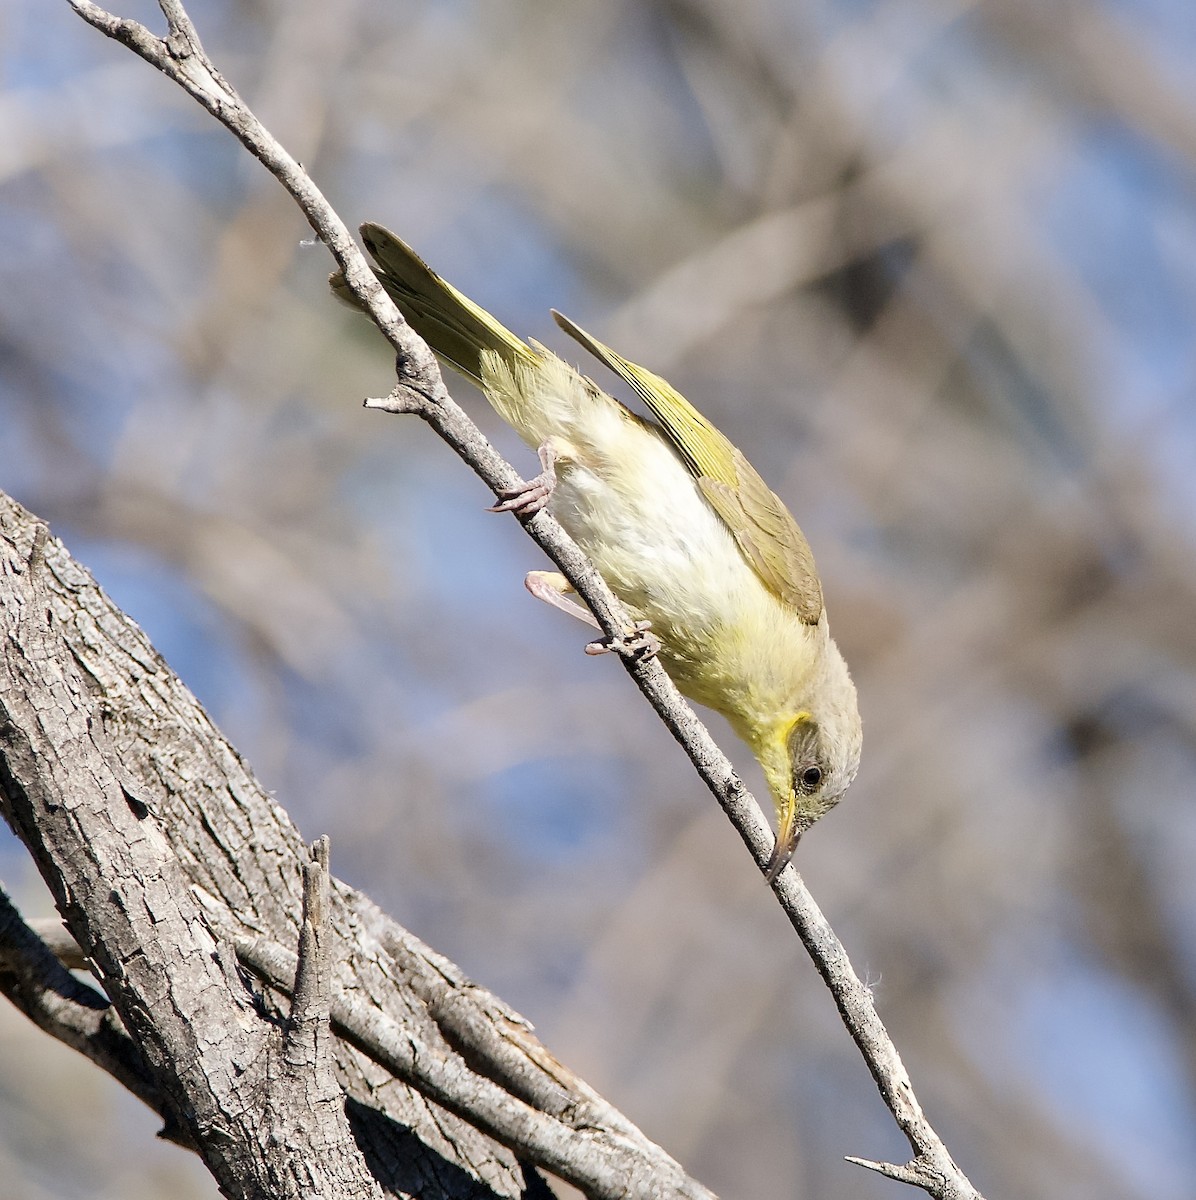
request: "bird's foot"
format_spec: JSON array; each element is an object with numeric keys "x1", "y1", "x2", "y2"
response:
[
  {"x1": 488, "y1": 441, "x2": 558, "y2": 516},
  {"x1": 524, "y1": 571, "x2": 657, "y2": 660},
  {"x1": 488, "y1": 476, "x2": 553, "y2": 515},
  {"x1": 585, "y1": 621, "x2": 660, "y2": 661}
]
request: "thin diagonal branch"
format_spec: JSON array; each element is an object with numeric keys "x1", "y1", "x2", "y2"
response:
[{"x1": 63, "y1": 3, "x2": 985, "y2": 1195}]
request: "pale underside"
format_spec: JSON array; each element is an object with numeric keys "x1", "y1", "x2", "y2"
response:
[{"x1": 481, "y1": 349, "x2": 824, "y2": 738}]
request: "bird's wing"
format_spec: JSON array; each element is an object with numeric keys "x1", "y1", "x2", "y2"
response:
[
  {"x1": 332, "y1": 223, "x2": 535, "y2": 387},
  {"x1": 552, "y1": 311, "x2": 824, "y2": 623}
]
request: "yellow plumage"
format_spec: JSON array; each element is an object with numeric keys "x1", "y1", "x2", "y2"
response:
[{"x1": 333, "y1": 224, "x2": 862, "y2": 880}]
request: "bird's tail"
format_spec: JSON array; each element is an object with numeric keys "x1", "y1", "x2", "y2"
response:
[{"x1": 331, "y1": 223, "x2": 535, "y2": 388}]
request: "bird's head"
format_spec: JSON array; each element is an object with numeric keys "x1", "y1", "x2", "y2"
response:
[{"x1": 750, "y1": 639, "x2": 861, "y2": 882}]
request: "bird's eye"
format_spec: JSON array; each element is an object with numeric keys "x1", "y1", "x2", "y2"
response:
[{"x1": 799, "y1": 766, "x2": 823, "y2": 791}]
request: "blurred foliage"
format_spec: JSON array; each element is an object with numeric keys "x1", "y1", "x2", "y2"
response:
[{"x1": 3, "y1": 0, "x2": 1196, "y2": 1197}]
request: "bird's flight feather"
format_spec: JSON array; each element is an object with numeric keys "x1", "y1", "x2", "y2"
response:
[{"x1": 336, "y1": 223, "x2": 535, "y2": 386}]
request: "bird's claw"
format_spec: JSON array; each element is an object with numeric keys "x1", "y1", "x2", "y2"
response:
[
  {"x1": 585, "y1": 621, "x2": 660, "y2": 661},
  {"x1": 487, "y1": 474, "x2": 554, "y2": 515},
  {"x1": 488, "y1": 441, "x2": 558, "y2": 516}
]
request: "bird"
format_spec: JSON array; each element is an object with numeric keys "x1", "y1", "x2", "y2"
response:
[{"x1": 332, "y1": 224, "x2": 861, "y2": 881}]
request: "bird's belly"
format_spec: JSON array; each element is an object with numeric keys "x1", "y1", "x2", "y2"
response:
[{"x1": 548, "y1": 442, "x2": 766, "y2": 711}]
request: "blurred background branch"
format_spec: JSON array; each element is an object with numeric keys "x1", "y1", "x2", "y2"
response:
[{"x1": 2, "y1": 0, "x2": 1195, "y2": 1198}]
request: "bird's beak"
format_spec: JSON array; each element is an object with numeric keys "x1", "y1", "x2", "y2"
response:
[{"x1": 764, "y1": 804, "x2": 802, "y2": 883}]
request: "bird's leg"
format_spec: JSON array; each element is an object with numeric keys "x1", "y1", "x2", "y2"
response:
[
  {"x1": 489, "y1": 440, "x2": 559, "y2": 515},
  {"x1": 524, "y1": 570, "x2": 600, "y2": 629},
  {"x1": 524, "y1": 571, "x2": 659, "y2": 661}
]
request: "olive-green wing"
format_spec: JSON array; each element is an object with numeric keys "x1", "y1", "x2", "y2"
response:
[
  {"x1": 331, "y1": 223, "x2": 534, "y2": 386},
  {"x1": 552, "y1": 311, "x2": 823, "y2": 623}
]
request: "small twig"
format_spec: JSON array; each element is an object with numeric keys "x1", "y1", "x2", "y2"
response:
[
  {"x1": 64, "y1": 3, "x2": 986, "y2": 1196},
  {"x1": 845, "y1": 1154, "x2": 979, "y2": 1199},
  {"x1": 284, "y1": 835, "x2": 332, "y2": 1066},
  {"x1": 252, "y1": 837, "x2": 383, "y2": 1197},
  {"x1": 27, "y1": 522, "x2": 50, "y2": 574},
  {"x1": 846, "y1": 1155, "x2": 929, "y2": 1185}
]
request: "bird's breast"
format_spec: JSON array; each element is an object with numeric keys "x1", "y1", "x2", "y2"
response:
[{"x1": 547, "y1": 420, "x2": 817, "y2": 719}]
